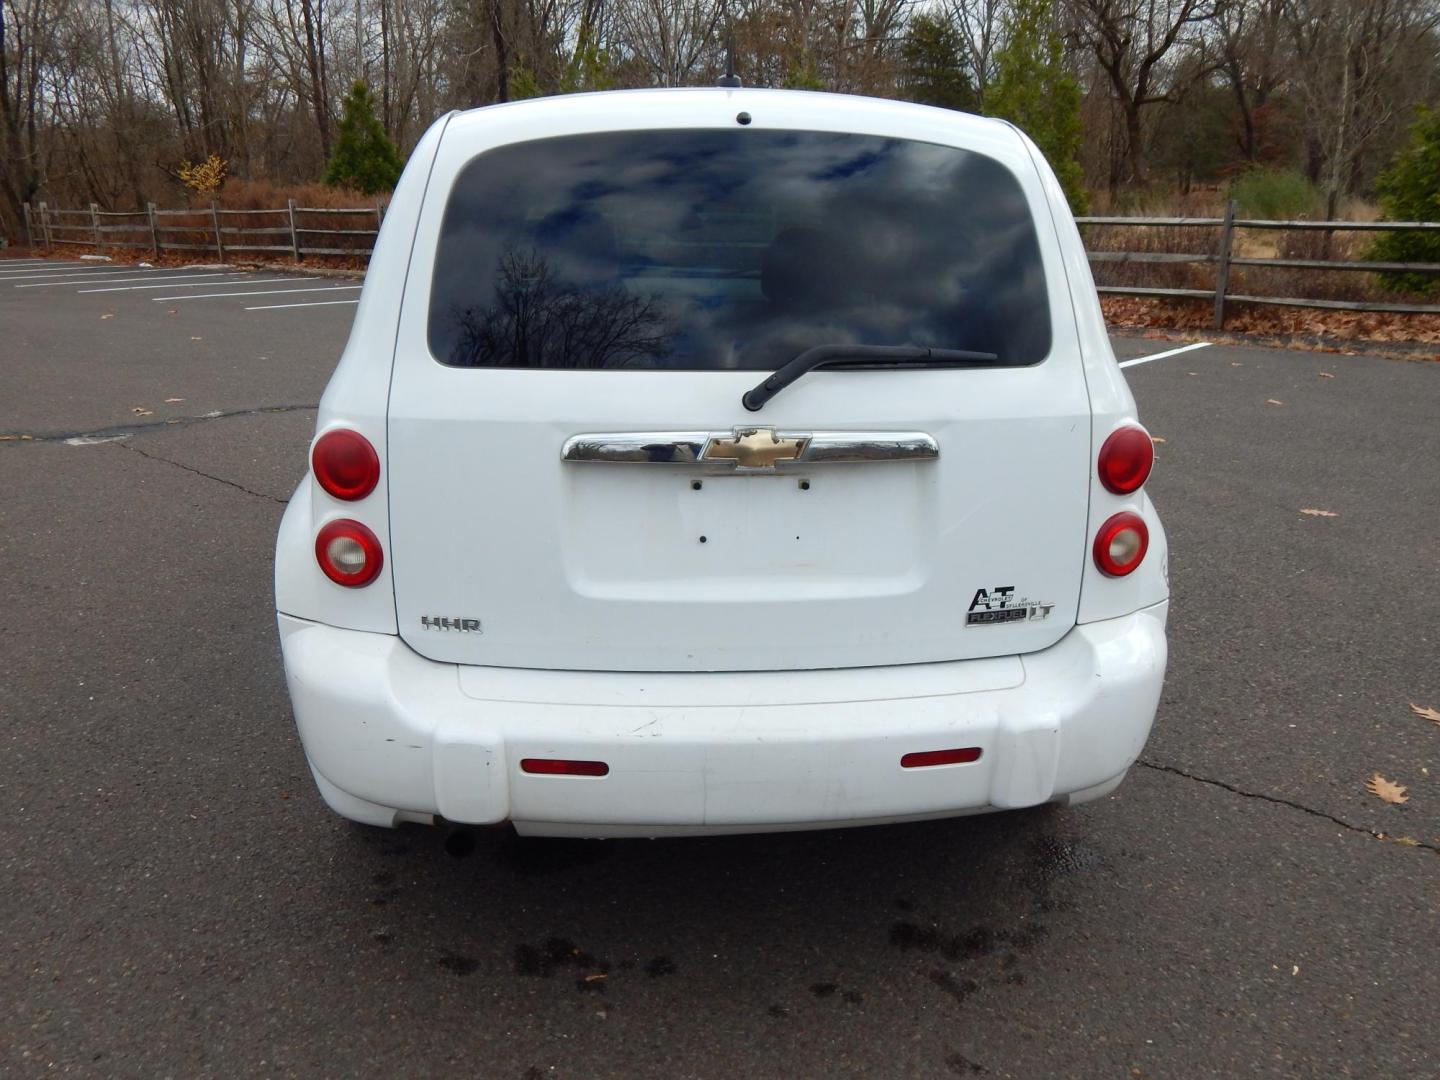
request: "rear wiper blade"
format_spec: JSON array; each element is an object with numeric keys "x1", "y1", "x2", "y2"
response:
[{"x1": 742, "y1": 344, "x2": 1000, "y2": 412}]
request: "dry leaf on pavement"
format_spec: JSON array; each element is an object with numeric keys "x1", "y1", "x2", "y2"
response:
[
  {"x1": 1366, "y1": 774, "x2": 1409, "y2": 805},
  {"x1": 1409, "y1": 703, "x2": 1440, "y2": 725},
  {"x1": 1319, "y1": 372, "x2": 1335, "y2": 378},
  {"x1": 164, "y1": 397, "x2": 185, "y2": 403},
  {"x1": 1300, "y1": 508, "x2": 1337, "y2": 517},
  {"x1": 100, "y1": 314, "x2": 114, "y2": 320},
  {"x1": 1151, "y1": 436, "x2": 1167, "y2": 444},
  {"x1": 1266, "y1": 399, "x2": 1284, "y2": 405},
  {"x1": 131, "y1": 407, "x2": 153, "y2": 416}
]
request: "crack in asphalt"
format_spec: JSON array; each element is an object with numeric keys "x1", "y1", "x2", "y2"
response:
[
  {"x1": 1138, "y1": 759, "x2": 1439, "y2": 854},
  {"x1": 0, "y1": 402, "x2": 318, "y2": 443},
  {"x1": 120, "y1": 441, "x2": 290, "y2": 505}
]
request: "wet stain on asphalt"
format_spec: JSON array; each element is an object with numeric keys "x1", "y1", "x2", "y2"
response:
[
  {"x1": 514, "y1": 937, "x2": 610, "y2": 989},
  {"x1": 437, "y1": 952, "x2": 480, "y2": 976},
  {"x1": 1025, "y1": 837, "x2": 1106, "y2": 912},
  {"x1": 889, "y1": 922, "x2": 1049, "y2": 960},
  {"x1": 929, "y1": 970, "x2": 980, "y2": 1005},
  {"x1": 944, "y1": 1050, "x2": 988, "y2": 1074}
]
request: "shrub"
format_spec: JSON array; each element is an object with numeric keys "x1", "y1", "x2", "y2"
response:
[
  {"x1": 1367, "y1": 106, "x2": 1440, "y2": 294},
  {"x1": 323, "y1": 81, "x2": 404, "y2": 195},
  {"x1": 178, "y1": 154, "x2": 227, "y2": 198},
  {"x1": 1228, "y1": 168, "x2": 1320, "y2": 221}
]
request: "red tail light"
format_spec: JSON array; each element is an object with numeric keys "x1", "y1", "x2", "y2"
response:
[
  {"x1": 1097, "y1": 425, "x2": 1154, "y2": 494},
  {"x1": 1094, "y1": 512, "x2": 1149, "y2": 577},
  {"x1": 312, "y1": 429, "x2": 380, "y2": 500},
  {"x1": 315, "y1": 519, "x2": 384, "y2": 587}
]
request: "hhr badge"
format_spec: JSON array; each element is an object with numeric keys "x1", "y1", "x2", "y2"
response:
[
  {"x1": 965, "y1": 587, "x2": 1054, "y2": 626},
  {"x1": 421, "y1": 616, "x2": 482, "y2": 632}
]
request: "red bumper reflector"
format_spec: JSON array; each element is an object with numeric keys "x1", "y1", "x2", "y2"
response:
[
  {"x1": 520, "y1": 758, "x2": 610, "y2": 777},
  {"x1": 901, "y1": 747, "x2": 983, "y2": 768}
]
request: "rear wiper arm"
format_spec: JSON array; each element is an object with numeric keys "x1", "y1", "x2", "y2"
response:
[{"x1": 742, "y1": 344, "x2": 1000, "y2": 412}]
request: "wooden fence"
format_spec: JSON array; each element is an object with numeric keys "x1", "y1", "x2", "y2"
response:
[
  {"x1": 1077, "y1": 201, "x2": 1440, "y2": 327},
  {"x1": 21, "y1": 199, "x2": 385, "y2": 262},
  {"x1": 19, "y1": 198, "x2": 1440, "y2": 329}
]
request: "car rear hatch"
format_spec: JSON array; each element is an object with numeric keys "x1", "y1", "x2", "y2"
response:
[{"x1": 386, "y1": 123, "x2": 1091, "y2": 672}]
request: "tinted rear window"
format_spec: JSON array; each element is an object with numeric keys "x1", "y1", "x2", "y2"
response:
[{"x1": 428, "y1": 129, "x2": 1051, "y2": 370}]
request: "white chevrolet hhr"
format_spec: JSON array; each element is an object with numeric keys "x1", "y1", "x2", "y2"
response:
[{"x1": 275, "y1": 88, "x2": 1169, "y2": 837}]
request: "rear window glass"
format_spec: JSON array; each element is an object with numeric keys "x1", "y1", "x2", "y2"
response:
[{"x1": 428, "y1": 129, "x2": 1051, "y2": 370}]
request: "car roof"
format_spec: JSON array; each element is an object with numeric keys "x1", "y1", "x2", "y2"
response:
[{"x1": 442, "y1": 87, "x2": 1027, "y2": 157}]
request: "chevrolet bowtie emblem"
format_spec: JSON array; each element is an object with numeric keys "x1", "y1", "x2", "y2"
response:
[{"x1": 702, "y1": 428, "x2": 810, "y2": 470}]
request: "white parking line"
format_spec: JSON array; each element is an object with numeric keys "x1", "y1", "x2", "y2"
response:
[
  {"x1": 246, "y1": 298, "x2": 361, "y2": 311},
  {"x1": 1, "y1": 266, "x2": 167, "y2": 280},
  {"x1": 155, "y1": 284, "x2": 357, "y2": 302},
  {"x1": 1117, "y1": 341, "x2": 1213, "y2": 369},
  {"x1": 79, "y1": 276, "x2": 312, "y2": 294},
  {"x1": 20, "y1": 272, "x2": 239, "y2": 290}
]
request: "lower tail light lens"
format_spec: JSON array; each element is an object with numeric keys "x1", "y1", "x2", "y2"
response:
[
  {"x1": 1098, "y1": 425, "x2": 1154, "y2": 494},
  {"x1": 1093, "y1": 511, "x2": 1149, "y2": 577},
  {"x1": 315, "y1": 519, "x2": 384, "y2": 587}
]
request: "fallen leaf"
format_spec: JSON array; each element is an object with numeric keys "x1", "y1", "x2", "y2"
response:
[
  {"x1": 164, "y1": 397, "x2": 185, "y2": 404},
  {"x1": 1230, "y1": 361, "x2": 1243, "y2": 367},
  {"x1": 1187, "y1": 370, "x2": 1198, "y2": 375},
  {"x1": 1409, "y1": 703, "x2": 1440, "y2": 725},
  {"x1": 1390, "y1": 836, "x2": 1420, "y2": 846},
  {"x1": 190, "y1": 336, "x2": 203, "y2": 341},
  {"x1": 583, "y1": 973, "x2": 607, "y2": 983},
  {"x1": 1151, "y1": 436, "x2": 1167, "y2": 444},
  {"x1": 1319, "y1": 372, "x2": 1335, "y2": 378},
  {"x1": 0, "y1": 434, "x2": 35, "y2": 441},
  {"x1": 1291, "y1": 965, "x2": 1300, "y2": 975},
  {"x1": 100, "y1": 313, "x2": 114, "y2": 320},
  {"x1": 1266, "y1": 399, "x2": 1284, "y2": 406},
  {"x1": 1366, "y1": 774, "x2": 1409, "y2": 805},
  {"x1": 1300, "y1": 508, "x2": 1337, "y2": 517},
  {"x1": 131, "y1": 407, "x2": 153, "y2": 416}
]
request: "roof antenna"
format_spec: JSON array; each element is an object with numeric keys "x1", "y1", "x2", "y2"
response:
[{"x1": 717, "y1": 38, "x2": 742, "y2": 88}]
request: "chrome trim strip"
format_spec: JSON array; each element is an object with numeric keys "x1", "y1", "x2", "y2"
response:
[{"x1": 562, "y1": 429, "x2": 938, "y2": 469}]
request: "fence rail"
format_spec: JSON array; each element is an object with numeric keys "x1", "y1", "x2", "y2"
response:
[
  {"x1": 1077, "y1": 202, "x2": 1440, "y2": 325},
  {"x1": 19, "y1": 199, "x2": 1440, "y2": 327},
  {"x1": 22, "y1": 199, "x2": 385, "y2": 263}
]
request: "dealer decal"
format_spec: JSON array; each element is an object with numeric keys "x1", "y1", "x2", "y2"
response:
[{"x1": 966, "y1": 586, "x2": 1054, "y2": 627}]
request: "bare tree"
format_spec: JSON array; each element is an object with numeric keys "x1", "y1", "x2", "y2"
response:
[{"x1": 1067, "y1": 0, "x2": 1225, "y2": 186}]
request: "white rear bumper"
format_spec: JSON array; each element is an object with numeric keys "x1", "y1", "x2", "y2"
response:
[{"x1": 278, "y1": 603, "x2": 1167, "y2": 837}]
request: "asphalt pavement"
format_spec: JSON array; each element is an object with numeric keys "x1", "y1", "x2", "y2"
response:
[{"x1": 2, "y1": 257, "x2": 1437, "y2": 1078}]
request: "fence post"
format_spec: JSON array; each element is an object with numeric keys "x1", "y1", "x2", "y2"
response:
[
  {"x1": 90, "y1": 203, "x2": 103, "y2": 253},
  {"x1": 22, "y1": 202, "x2": 33, "y2": 248},
  {"x1": 38, "y1": 202, "x2": 52, "y2": 250},
  {"x1": 287, "y1": 199, "x2": 301, "y2": 262},
  {"x1": 1212, "y1": 199, "x2": 1236, "y2": 330},
  {"x1": 211, "y1": 200, "x2": 225, "y2": 262},
  {"x1": 148, "y1": 203, "x2": 160, "y2": 258}
]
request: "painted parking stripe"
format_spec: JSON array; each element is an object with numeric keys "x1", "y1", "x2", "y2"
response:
[
  {"x1": 246, "y1": 298, "x2": 361, "y2": 311},
  {"x1": 1117, "y1": 341, "x2": 1212, "y2": 369},
  {"x1": 20, "y1": 272, "x2": 240, "y2": 290},
  {"x1": 2, "y1": 266, "x2": 172, "y2": 281},
  {"x1": 156, "y1": 284, "x2": 359, "y2": 302},
  {"x1": 78, "y1": 276, "x2": 314, "y2": 294}
]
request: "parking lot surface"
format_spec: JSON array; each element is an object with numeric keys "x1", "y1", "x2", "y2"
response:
[{"x1": 2, "y1": 258, "x2": 1437, "y2": 1078}]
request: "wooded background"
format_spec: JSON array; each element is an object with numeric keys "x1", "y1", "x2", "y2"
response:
[{"x1": 3, "y1": 0, "x2": 1439, "y2": 241}]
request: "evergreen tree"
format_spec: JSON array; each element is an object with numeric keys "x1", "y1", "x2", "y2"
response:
[
  {"x1": 1368, "y1": 106, "x2": 1440, "y2": 294},
  {"x1": 900, "y1": 14, "x2": 977, "y2": 113},
  {"x1": 985, "y1": 0, "x2": 1088, "y2": 214},
  {"x1": 323, "y1": 81, "x2": 404, "y2": 194}
]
